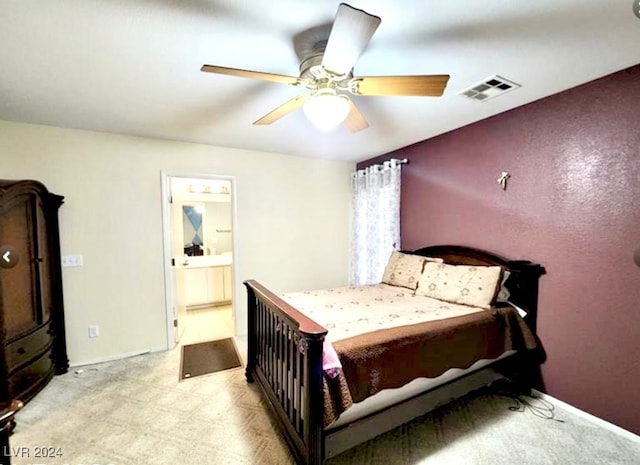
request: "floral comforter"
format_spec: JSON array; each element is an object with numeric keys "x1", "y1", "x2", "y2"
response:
[{"x1": 281, "y1": 283, "x2": 537, "y2": 427}]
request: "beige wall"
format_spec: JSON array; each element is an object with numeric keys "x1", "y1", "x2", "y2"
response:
[{"x1": 0, "y1": 120, "x2": 353, "y2": 365}]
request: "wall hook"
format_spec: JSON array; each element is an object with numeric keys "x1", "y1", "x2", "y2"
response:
[{"x1": 497, "y1": 171, "x2": 510, "y2": 190}]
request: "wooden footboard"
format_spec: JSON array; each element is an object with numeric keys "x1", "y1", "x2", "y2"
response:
[{"x1": 244, "y1": 280, "x2": 327, "y2": 465}]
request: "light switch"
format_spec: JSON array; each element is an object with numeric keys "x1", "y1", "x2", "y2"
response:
[{"x1": 61, "y1": 255, "x2": 83, "y2": 267}]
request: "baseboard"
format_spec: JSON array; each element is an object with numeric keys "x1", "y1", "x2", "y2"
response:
[
  {"x1": 69, "y1": 346, "x2": 166, "y2": 368},
  {"x1": 531, "y1": 389, "x2": 640, "y2": 444},
  {"x1": 187, "y1": 301, "x2": 231, "y2": 311}
]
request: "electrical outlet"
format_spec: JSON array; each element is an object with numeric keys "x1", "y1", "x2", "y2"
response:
[
  {"x1": 88, "y1": 325, "x2": 99, "y2": 338},
  {"x1": 62, "y1": 255, "x2": 83, "y2": 267}
]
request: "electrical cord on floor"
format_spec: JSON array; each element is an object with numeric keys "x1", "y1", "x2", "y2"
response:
[
  {"x1": 504, "y1": 392, "x2": 565, "y2": 422},
  {"x1": 489, "y1": 381, "x2": 565, "y2": 423}
]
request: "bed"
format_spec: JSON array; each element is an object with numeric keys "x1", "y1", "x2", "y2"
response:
[{"x1": 243, "y1": 245, "x2": 544, "y2": 464}]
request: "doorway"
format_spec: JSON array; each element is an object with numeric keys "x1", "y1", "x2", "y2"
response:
[{"x1": 161, "y1": 172, "x2": 237, "y2": 349}]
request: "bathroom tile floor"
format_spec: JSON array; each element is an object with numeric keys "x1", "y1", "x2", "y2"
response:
[{"x1": 181, "y1": 304, "x2": 234, "y2": 346}]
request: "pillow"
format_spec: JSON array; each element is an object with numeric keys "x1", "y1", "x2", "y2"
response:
[
  {"x1": 382, "y1": 251, "x2": 443, "y2": 290},
  {"x1": 415, "y1": 262, "x2": 504, "y2": 309}
]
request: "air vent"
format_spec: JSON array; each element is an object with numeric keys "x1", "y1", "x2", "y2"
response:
[{"x1": 459, "y1": 75, "x2": 521, "y2": 102}]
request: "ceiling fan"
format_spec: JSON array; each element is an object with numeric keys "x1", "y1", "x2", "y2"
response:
[{"x1": 201, "y1": 3, "x2": 450, "y2": 132}]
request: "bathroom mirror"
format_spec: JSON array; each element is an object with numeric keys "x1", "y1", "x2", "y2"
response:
[
  {"x1": 182, "y1": 204, "x2": 205, "y2": 256},
  {"x1": 178, "y1": 198, "x2": 233, "y2": 257}
]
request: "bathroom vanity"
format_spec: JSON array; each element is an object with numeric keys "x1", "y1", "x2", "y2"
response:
[{"x1": 181, "y1": 254, "x2": 233, "y2": 308}]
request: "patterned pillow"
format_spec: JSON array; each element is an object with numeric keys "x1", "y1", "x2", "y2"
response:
[
  {"x1": 382, "y1": 251, "x2": 442, "y2": 290},
  {"x1": 415, "y1": 262, "x2": 504, "y2": 309}
]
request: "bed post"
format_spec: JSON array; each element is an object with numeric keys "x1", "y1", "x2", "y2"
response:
[
  {"x1": 302, "y1": 334, "x2": 325, "y2": 465},
  {"x1": 503, "y1": 260, "x2": 546, "y2": 391},
  {"x1": 504, "y1": 260, "x2": 545, "y2": 335}
]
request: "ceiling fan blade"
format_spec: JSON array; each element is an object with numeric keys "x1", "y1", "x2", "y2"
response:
[
  {"x1": 201, "y1": 65, "x2": 301, "y2": 86},
  {"x1": 321, "y1": 3, "x2": 381, "y2": 76},
  {"x1": 253, "y1": 94, "x2": 311, "y2": 125},
  {"x1": 351, "y1": 75, "x2": 450, "y2": 96},
  {"x1": 344, "y1": 99, "x2": 369, "y2": 133}
]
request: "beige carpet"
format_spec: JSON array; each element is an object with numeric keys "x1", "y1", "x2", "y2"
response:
[{"x1": 11, "y1": 347, "x2": 640, "y2": 465}]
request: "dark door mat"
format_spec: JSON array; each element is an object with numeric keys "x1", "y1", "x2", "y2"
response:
[{"x1": 180, "y1": 338, "x2": 241, "y2": 380}]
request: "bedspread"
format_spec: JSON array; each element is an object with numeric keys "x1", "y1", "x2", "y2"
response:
[
  {"x1": 321, "y1": 307, "x2": 536, "y2": 426},
  {"x1": 338, "y1": 307, "x2": 535, "y2": 400},
  {"x1": 282, "y1": 284, "x2": 485, "y2": 343},
  {"x1": 283, "y1": 284, "x2": 537, "y2": 427}
]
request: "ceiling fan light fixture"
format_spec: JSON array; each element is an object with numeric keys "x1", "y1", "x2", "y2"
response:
[
  {"x1": 201, "y1": 4, "x2": 448, "y2": 132},
  {"x1": 303, "y1": 93, "x2": 351, "y2": 131}
]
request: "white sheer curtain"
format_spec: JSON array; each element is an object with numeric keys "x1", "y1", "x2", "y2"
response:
[{"x1": 350, "y1": 159, "x2": 402, "y2": 286}]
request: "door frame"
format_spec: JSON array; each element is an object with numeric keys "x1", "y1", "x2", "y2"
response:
[{"x1": 160, "y1": 171, "x2": 238, "y2": 349}]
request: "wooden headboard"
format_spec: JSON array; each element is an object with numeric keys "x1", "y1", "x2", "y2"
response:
[{"x1": 408, "y1": 245, "x2": 545, "y2": 333}]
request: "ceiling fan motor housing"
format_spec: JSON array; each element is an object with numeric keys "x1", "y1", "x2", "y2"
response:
[{"x1": 298, "y1": 44, "x2": 353, "y2": 90}]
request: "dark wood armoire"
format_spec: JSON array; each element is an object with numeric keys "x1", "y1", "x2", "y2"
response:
[{"x1": 0, "y1": 180, "x2": 68, "y2": 406}]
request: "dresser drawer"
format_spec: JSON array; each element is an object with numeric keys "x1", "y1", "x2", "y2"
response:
[
  {"x1": 7, "y1": 348, "x2": 55, "y2": 402},
  {"x1": 5, "y1": 323, "x2": 54, "y2": 374}
]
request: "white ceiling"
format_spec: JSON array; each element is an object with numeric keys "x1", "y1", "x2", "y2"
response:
[{"x1": 1, "y1": 1, "x2": 639, "y2": 162}]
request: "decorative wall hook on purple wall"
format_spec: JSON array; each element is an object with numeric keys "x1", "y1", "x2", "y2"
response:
[{"x1": 497, "y1": 171, "x2": 510, "y2": 190}]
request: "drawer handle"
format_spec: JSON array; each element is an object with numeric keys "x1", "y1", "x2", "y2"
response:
[{"x1": 17, "y1": 347, "x2": 27, "y2": 355}]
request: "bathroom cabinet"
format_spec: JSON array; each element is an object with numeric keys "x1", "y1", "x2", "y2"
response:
[{"x1": 184, "y1": 265, "x2": 232, "y2": 308}]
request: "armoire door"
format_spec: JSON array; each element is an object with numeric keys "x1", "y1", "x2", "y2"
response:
[{"x1": 0, "y1": 193, "x2": 39, "y2": 341}]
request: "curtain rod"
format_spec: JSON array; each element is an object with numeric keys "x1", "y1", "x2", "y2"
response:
[{"x1": 357, "y1": 158, "x2": 409, "y2": 172}]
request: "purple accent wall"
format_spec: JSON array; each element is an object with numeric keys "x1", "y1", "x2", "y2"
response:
[{"x1": 360, "y1": 65, "x2": 640, "y2": 435}]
